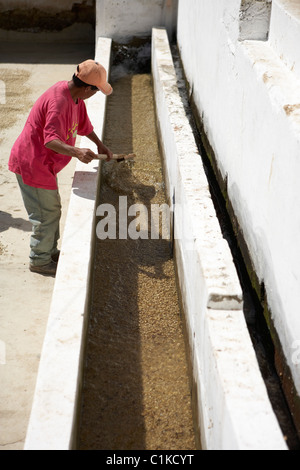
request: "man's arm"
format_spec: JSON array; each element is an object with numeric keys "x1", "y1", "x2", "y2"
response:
[
  {"x1": 45, "y1": 139, "x2": 97, "y2": 164},
  {"x1": 45, "y1": 131, "x2": 113, "y2": 164},
  {"x1": 86, "y1": 131, "x2": 113, "y2": 161}
]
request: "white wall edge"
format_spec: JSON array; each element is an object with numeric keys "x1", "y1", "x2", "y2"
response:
[
  {"x1": 151, "y1": 26, "x2": 287, "y2": 450},
  {"x1": 23, "y1": 37, "x2": 112, "y2": 451}
]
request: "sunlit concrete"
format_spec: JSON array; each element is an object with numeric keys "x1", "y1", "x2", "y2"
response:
[
  {"x1": 0, "y1": 42, "x2": 94, "y2": 451},
  {"x1": 23, "y1": 37, "x2": 112, "y2": 451}
]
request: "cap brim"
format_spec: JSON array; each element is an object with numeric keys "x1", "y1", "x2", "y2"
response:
[{"x1": 99, "y1": 82, "x2": 113, "y2": 96}]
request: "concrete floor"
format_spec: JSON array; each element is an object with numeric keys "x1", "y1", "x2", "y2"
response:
[{"x1": 0, "y1": 41, "x2": 94, "y2": 450}]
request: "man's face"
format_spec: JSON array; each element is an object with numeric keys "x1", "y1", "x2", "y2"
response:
[{"x1": 81, "y1": 86, "x2": 99, "y2": 100}]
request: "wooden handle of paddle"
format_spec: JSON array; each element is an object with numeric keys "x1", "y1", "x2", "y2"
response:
[{"x1": 95, "y1": 153, "x2": 136, "y2": 161}]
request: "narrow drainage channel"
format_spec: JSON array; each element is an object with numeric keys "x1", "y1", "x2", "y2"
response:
[
  {"x1": 78, "y1": 42, "x2": 197, "y2": 451},
  {"x1": 171, "y1": 46, "x2": 300, "y2": 451}
]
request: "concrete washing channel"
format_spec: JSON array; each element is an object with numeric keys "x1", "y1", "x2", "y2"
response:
[{"x1": 22, "y1": 30, "x2": 288, "y2": 450}]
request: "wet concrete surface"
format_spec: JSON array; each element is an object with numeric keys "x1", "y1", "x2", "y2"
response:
[{"x1": 78, "y1": 67, "x2": 197, "y2": 450}]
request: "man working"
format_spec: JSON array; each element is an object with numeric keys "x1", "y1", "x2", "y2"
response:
[{"x1": 8, "y1": 59, "x2": 113, "y2": 276}]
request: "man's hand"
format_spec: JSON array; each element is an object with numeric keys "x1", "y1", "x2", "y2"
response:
[
  {"x1": 45, "y1": 139, "x2": 97, "y2": 164},
  {"x1": 74, "y1": 147, "x2": 97, "y2": 164},
  {"x1": 45, "y1": 135, "x2": 112, "y2": 164},
  {"x1": 97, "y1": 143, "x2": 113, "y2": 162}
]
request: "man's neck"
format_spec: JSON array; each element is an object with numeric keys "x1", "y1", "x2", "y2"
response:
[{"x1": 67, "y1": 80, "x2": 80, "y2": 103}]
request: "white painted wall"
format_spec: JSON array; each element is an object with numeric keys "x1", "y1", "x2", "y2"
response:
[
  {"x1": 96, "y1": 0, "x2": 178, "y2": 42},
  {"x1": 177, "y1": 0, "x2": 300, "y2": 402},
  {"x1": 269, "y1": 0, "x2": 300, "y2": 81}
]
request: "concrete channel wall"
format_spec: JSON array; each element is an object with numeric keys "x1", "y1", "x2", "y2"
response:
[
  {"x1": 96, "y1": 0, "x2": 178, "y2": 42},
  {"x1": 152, "y1": 27, "x2": 287, "y2": 450},
  {"x1": 177, "y1": 0, "x2": 300, "y2": 431},
  {"x1": 24, "y1": 37, "x2": 111, "y2": 451}
]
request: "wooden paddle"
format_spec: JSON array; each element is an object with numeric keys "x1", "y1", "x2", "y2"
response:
[{"x1": 95, "y1": 153, "x2": 136, "y2": 162}]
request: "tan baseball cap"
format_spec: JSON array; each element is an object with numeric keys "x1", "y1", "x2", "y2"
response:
[{"x1": 76, "y1": 59, "x2": 113, "y2": 95}]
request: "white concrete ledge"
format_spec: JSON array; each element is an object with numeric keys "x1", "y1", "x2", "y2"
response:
[
  {"x1": 269, "y1": 0, "x2": 300, "y2": 82},
  {"x1": 242, "y1": 38, "x2": 300, "y2": 140},
  {"x1": 152, "y1": 27, "x2": 287, "y2": 450},
  {"x1": 24, "y1": 37, "x2": 112, "y2": 451}
]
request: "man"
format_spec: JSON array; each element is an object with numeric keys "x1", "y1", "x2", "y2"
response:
[{"x1": 8, "y1": 59, "x2": 113, "y2": 276}]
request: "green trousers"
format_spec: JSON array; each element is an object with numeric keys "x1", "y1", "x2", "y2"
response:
[{"x1": 16, "y1": 174, "x2": 61, "y2": 267}]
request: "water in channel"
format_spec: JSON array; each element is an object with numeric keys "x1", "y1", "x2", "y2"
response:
[{"x1": 78, "y1": 44, "x2": 197, "y2": 450}]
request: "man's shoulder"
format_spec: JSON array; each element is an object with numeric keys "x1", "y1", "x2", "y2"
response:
[
  {"x1": 37, "y1": 81, "x2": 69, "y2": 110},
  {"x1": 46, "y1": 81, "x2": 68, "y2": 97}
]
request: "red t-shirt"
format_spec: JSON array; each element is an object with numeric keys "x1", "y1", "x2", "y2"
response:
[{"x1": 8, "y1": 81, "x2": 94, "y2": 190}]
